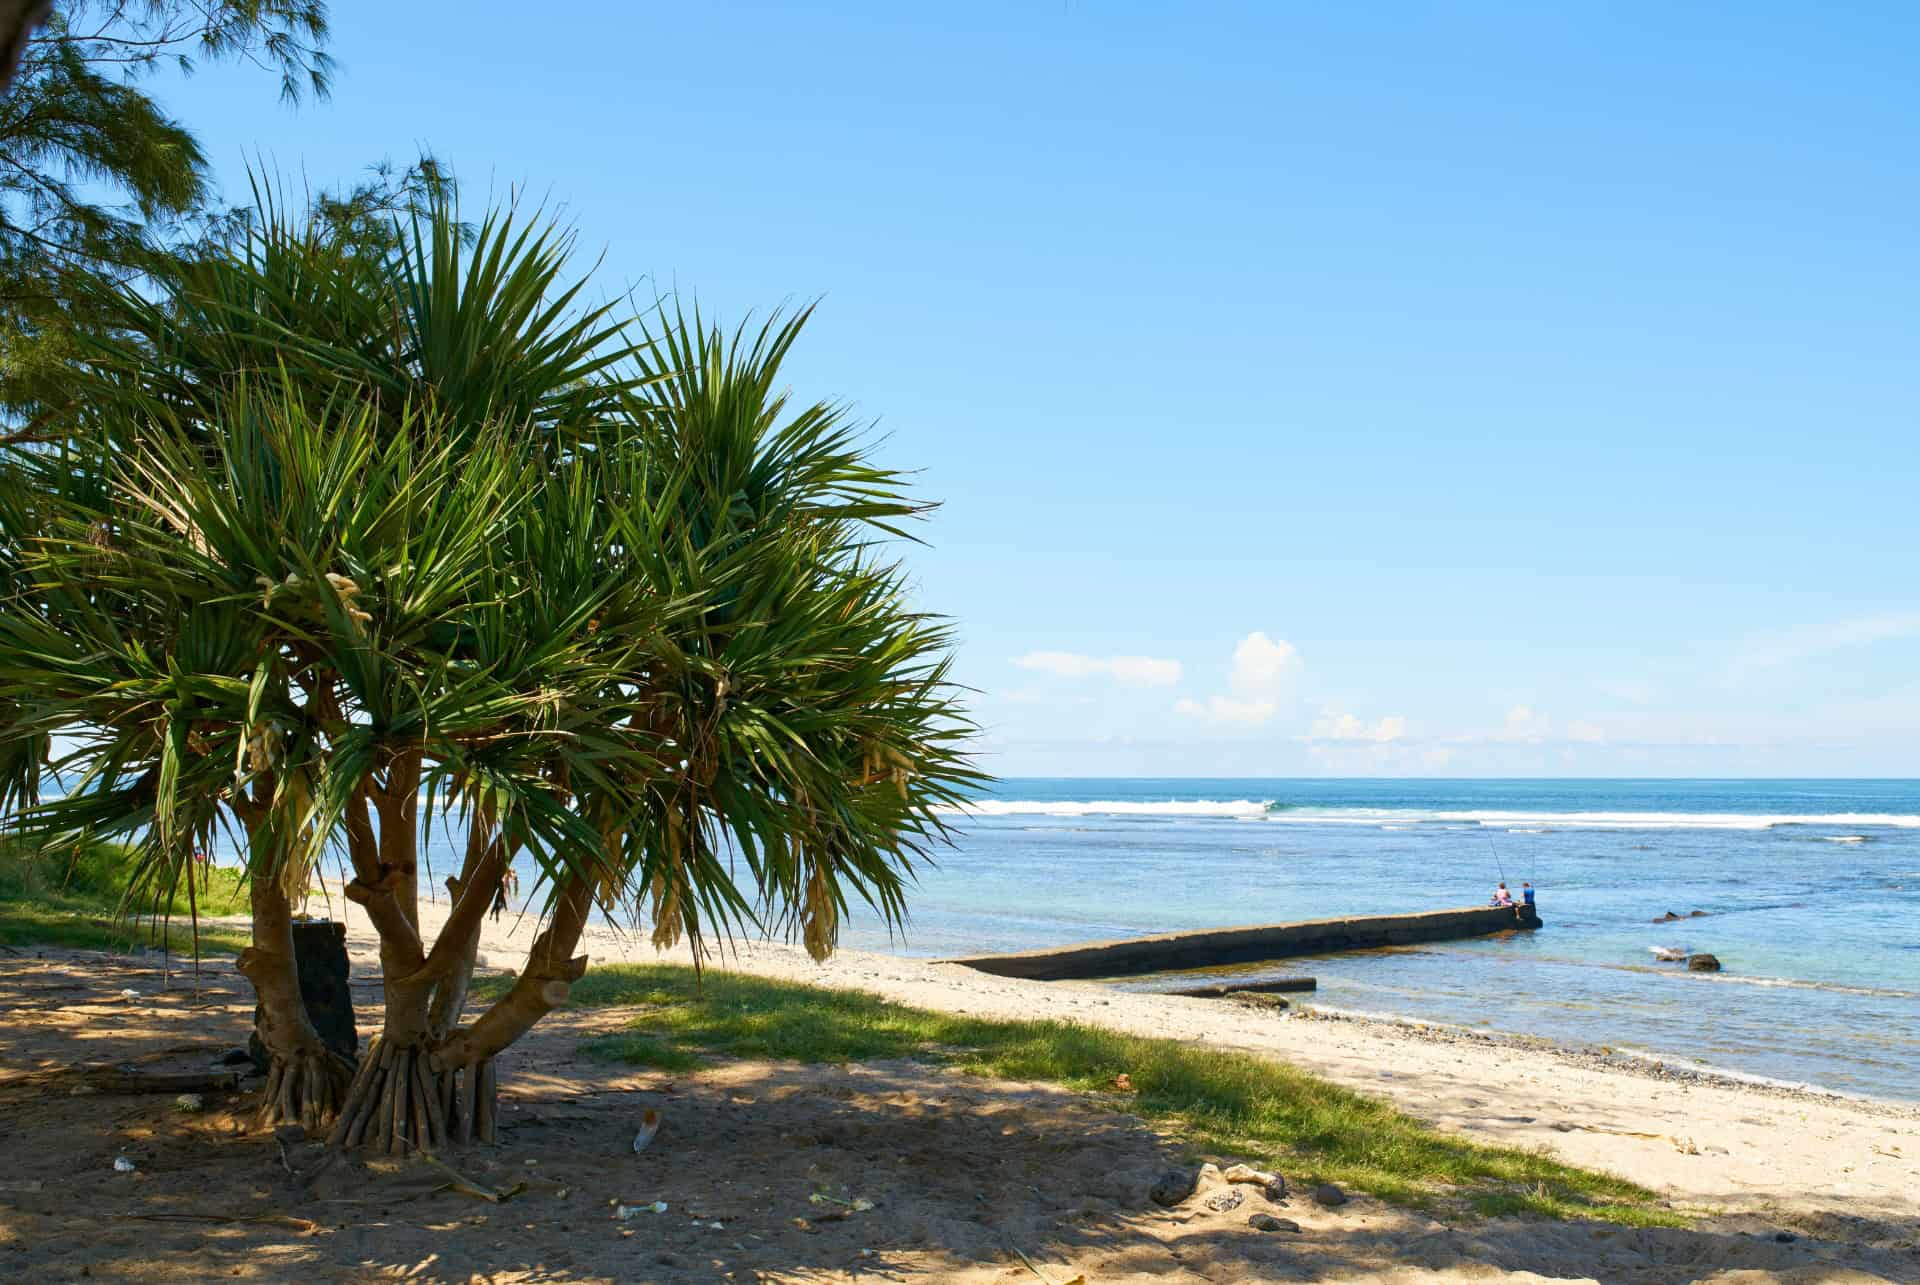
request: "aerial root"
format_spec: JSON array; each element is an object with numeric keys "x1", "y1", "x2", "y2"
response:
[{"x1": 325, "y1": 1040, "x2": 494, "y2": 1153}]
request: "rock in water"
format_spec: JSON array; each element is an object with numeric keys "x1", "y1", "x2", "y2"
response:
[
  {"x1": 1687, "y1": 953, "x2": 1722, "y2": 972},
  {"x1": 1248, "y1": 1213, "x2": 1302, "y2": 1233},
  {"x1": 1149, "y1": 1169, "x2": 1199, "y2": 1207},
  {"x1": 1688, "y1": 909, "x2": 1710, "y2": 917},
  {"x1": 1310, "y1": 1183, "x2": 1349, "y2": 1208},
  {"x1": 249, "y1": 920, "x2": 358, "y2": 1074},
  {"x1": 1202, "y1": 1188, "x2": 1246, "y2": 1213}
]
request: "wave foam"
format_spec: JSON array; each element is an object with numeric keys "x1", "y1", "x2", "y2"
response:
[
  {"x1": 1686, "y1": 972, "x2": 1920, "y2": 1001},
  {"x1": 938, "y1": 798, "x2": 1271, "y2": 819},
  {"x1": 940, "y1": 799, "x2": 1920, "y2": 830},
  {"x1": 1265, "y1": 808, "x2": 1920, "y2": 831}
]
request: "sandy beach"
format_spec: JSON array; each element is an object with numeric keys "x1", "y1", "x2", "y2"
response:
[
  {"x1": 427, "y1": 897, "x2": 1920, "y2": 1222},
  {"x1": 337, "y1": 893, "x2": 1912, "y2": 1280},
  {"x1": 2, "y1": 896, "x2": 1916, "y2": 1283}
]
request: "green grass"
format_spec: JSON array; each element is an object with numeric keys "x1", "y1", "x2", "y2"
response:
[
  {"x1": 0, "y1": 835, "x2": 249, "y2": 954},
  {"x1": 473, "y1": 963, "x2": 1687, "y2": 1227}
]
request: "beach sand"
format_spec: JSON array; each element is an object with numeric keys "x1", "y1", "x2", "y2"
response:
[{"x1": 0, "y1": 896, "x2": 1914, "y2": 1283}]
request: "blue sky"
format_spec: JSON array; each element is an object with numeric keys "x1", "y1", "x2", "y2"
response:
[{"x1": 162, "y1": 2, "x2": 1920, "y2": 777}]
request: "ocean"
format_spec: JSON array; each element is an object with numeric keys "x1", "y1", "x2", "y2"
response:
[{"x1": 827, "y1": 779, "x2": 1920, "y2": 1102}]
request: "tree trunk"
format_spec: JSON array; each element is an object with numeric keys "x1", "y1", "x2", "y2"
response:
[
  {"x1": 426, "y1": 875, "x2": 482, "y2": 1041},
  {"x1": 238, "y1": 863, "x2": 353, "y2": 1131},
  {"x1": 323, "y1": 773, "x2": 584, "y2": 1154},
  {"x1": 431, "y1": 875, "x2": 592, "y2": 1074},
  {"x1": 326, "y1": 795, "x2": 514, "y2": 1154}
]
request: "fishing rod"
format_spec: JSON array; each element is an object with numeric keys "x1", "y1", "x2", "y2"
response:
[{"x1": 1483, "y1": 831, "x2": 1506, "y2": 883}]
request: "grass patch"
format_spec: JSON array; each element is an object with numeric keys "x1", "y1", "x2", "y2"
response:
[
  {"x1": 473, "y1": 963, "x2": 1687, "y2": 1227},
  {"x1": 0, "y1": 835, "x2": 249, "y2": 954}
]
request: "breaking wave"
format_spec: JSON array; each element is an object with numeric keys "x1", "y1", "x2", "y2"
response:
[
  {"x1": 1262, "y1": 808, "x2": 1920, "y2": 832},
  {"x1": 938, "y1": 798, "x2": 1271, "y2": 819},
  {"x1": 941, "y1": 800, "x2": 1920, "y2": 830}
]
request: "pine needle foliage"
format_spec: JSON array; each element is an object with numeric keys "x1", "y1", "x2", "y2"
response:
[{"x1": 0, "y1": 2, "x2": 334, "y2": 423}]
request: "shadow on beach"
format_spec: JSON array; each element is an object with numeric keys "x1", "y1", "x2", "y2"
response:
[{"x1": 0, "y1": 949, "x2": 1913, "y2": 1283}]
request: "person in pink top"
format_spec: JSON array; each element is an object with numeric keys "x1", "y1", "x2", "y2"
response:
[{"x1": 1492, "y1": 881, "x2": 1514, "y2": 907}]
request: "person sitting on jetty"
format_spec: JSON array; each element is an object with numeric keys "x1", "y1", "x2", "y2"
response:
[
  {"x1": 1492, "y1": 881, "x2": 1514, "y2": 907},
  {"x1": 1521, "y1": 881, "x2": 1536, "y2": 910}
]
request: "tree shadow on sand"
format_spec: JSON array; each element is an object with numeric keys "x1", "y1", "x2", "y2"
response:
[{"x1": 0, "y1": 952, "x2": 1915, "y2": 1283}]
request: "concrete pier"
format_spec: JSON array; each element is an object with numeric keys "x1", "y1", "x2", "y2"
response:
[{"x1": 948, "y1": 905, "x2": 1540, "y2": 982}]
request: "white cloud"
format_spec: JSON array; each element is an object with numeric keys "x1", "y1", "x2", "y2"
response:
[
  {"x1": 1308, "y1": 710, "x2": 1407, "y2": 742},
  {"x1": 1497, "y1": 705, "x2": 1552, "y2": 743},
  {"x1": 1729, "y1": 610, "x2": 1920, "y2": 681},
  {"x1": 1229, "y1": 632, "x2": 1300, "y2": 691},
  {"x1": 1011, "y1": 650, "x2": 1182, "y2": 687},
  {"x1": 1173, "y1": 631, "x2": 1302, "y2": 727}
]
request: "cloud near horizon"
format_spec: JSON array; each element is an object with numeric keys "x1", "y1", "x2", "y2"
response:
[
  {"x1": 1011, "y1": 649, "x2": 1183, "y2": 687},
  {"x1": 1174, "y1": 631, "x2": 1301, "y2": 726}
]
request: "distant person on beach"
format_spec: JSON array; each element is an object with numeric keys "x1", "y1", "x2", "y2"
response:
[
  {"x1": 1492, "y1": 881, "x2": 1514, "y2": 907},
  {"x1": 491, "y1": 867, "x2": 519, "y2": 922}
]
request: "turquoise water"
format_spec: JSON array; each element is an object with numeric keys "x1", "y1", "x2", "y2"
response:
[{"x1": 832, "y1": 779, "x2": 1920, "y2": 1101}]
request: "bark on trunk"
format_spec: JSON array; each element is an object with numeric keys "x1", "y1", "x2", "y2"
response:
[
  {"x1": 411, "y1": 818, "x2": 509, "y2": 1041},
  {"x1": 425, "y1": 875, "x2": 481, "y2": 1041},
  {"x1": 237, "y1": 849, "x2": 352, "y2": 1131},
  {"x1": 430, "y1": 875, "x2": 593, "y2": 1073}
]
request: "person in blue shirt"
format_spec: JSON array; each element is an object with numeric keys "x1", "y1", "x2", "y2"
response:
[{"x1": 1520, "y1": 882, "x2": 1536, "y2": 914}]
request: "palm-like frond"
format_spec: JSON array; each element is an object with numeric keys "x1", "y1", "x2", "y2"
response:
[{"x1": 0, "y1": 186, "x2": 980, "y2": 1109}]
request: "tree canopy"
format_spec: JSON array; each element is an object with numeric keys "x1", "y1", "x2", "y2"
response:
[{"x1": 0, "y1": 188, "x2": 978, "y2": 1147}]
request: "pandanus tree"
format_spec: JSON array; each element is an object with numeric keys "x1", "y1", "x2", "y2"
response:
[{"x1": 0, "y1": 193, "x2": 976, "y2": 1150}]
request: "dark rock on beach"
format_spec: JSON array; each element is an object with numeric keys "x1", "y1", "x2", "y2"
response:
[
  {"x1": 1687, "y1": 954, "x2": 1722, "y2": 972},
  {"x1": 1149, "y1": 1168, "x2": 1199, "y2": 1207},
  {"x1": 1310, "y1": 1183, "x2": 1349, "y2": 1208},
  {"x1": 1229, "y1": 991, "x2": 1290, "y2": 1011},
  {"x1": 1248, "y1": 1213, "x2": 1301, "y2": 1233}
]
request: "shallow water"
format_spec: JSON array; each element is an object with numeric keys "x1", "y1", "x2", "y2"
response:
[{"x1": 829, "y1": 779, "x2": 1920, "y2": 1100}]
